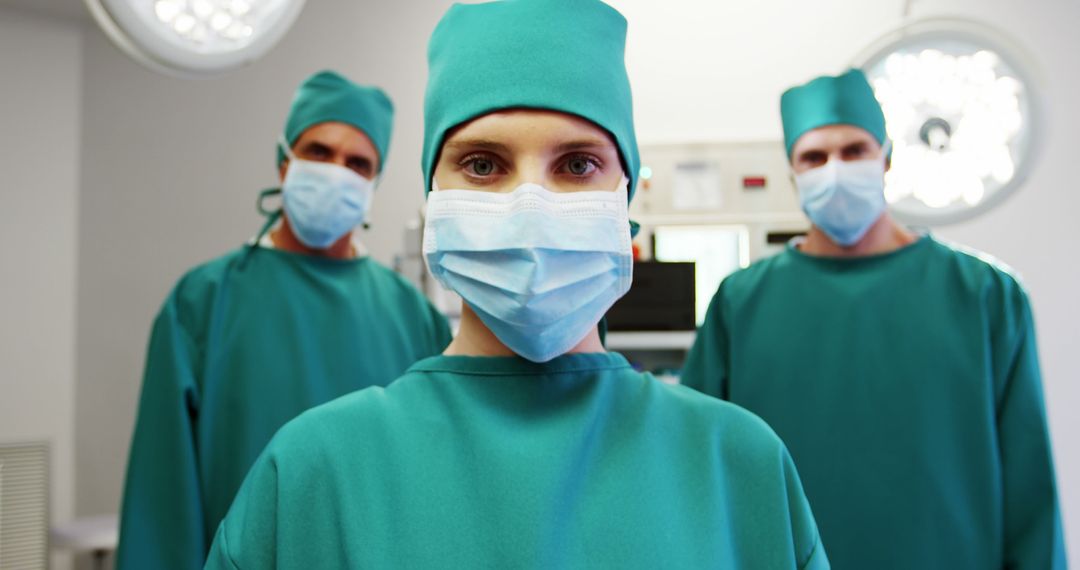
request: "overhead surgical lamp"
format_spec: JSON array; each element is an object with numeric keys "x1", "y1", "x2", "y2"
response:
[
  {"x1": 855, "y1": 19, "x2": 1041, "y2": 225},
  {"x1": 85, "y1": 0, "x2": 306, "y2": 78}
]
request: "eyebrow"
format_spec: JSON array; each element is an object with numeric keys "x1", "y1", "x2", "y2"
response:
[
  {"x1": 443, "y1": 139, "x2": 512, "y2": 154},
  {"x1": 444, "y1": 138, "x2": 611, "y2": 154},
  {"x1": 797, "y1": 149, "x2": 827, "y2": 161},
  {"x1": 346, "y1": 155, "x2": 374, "y2": 168},
  {"x1": 553, "y1": 139, "x2": 612, "y2": 153}
]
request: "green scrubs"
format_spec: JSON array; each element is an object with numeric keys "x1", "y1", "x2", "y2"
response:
[
  {"x1": 205, "y1": 353, "x2": 828, "y2": 569},
  {"x1": 116, "y1": 245, "x2": 452, "y2": 570},
  {"x1": 682, "y1": 235, "x2": 1065, "y2": 569}
]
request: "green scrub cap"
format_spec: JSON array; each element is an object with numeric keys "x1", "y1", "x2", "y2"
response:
[
  {"x1": 278, "y1": 70, "x2": 394, "y2": 172},
  {"x1": 422, "y1": 0, "x2": 640, "y2": 200},
  {"x1": 780, "y1": 68, "x2": 888, "y2": 158}
]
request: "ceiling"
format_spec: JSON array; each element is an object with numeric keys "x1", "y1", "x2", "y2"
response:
[{"x1": 0, "y1": 0, "x2": 88, "y2": 20}]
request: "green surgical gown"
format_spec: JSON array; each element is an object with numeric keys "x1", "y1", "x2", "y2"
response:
[
  {"x1": 682, "y1": 235, "x2": 1065, "y2": 569},
  {"x1": 205, "y1": 353, "x2": 829, "y2": 569},
  {"x1": 116, "y1": 245, "x2": 452, "y2": 570}
]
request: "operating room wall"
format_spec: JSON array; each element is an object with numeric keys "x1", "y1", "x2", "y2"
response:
[
  {"x1": 75, "y1": 0, "x2": 1078, "y2": 562},
  {"x1": 0, "y1": 6, "x2": 81, "y2": 568}
]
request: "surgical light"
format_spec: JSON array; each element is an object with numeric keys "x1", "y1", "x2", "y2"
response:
[
  {"x1": 855, "y1": 19, "x2": 1041, "y2": 225},
  {"x1": 85, "y1": 0, "x2": 306, "y2": 78}
]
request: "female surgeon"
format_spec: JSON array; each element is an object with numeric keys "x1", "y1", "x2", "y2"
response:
[{"x1": 205, "y1": 1, "x2": 829, "y2": 568}]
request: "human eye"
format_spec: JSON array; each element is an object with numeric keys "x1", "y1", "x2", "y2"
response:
[
  {"x1": 559, "y1": 153, "x2": 602, "y2": 179},
  {"x1": 842, "y1": 144, "x2": 869, "y2": 160},
  {"x1": 301, "y1": 143, "x2": 332, "y2": 161},
  {"x1": 800, "y1": 151, "x2": 827, "y2": 169},
  {"x1": 458, "y1": 153, "x2": 507, "y2": 182}
]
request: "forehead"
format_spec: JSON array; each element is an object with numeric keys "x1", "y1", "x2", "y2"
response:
[
  {"x1": 443, "y1": 109, "x2": 616, "y2": 150},
  {"x1": 791, "y1": 124, "x2": 880, "y2": 156},
  {"x1": 295, "y1": 122, "x2": 378, "y2": 156}
]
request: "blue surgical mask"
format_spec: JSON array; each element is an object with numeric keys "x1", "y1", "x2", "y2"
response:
[
  {"x1": 795, "y1": 148, "x2": 889, "y2": 247},
  {"x1": 423, "y1": 179, "x2": 633, "y2": 362},
  {"x1": 279, "y1": 137, "x2": 375, "y2": 249}
]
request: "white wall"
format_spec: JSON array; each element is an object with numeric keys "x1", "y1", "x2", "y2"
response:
[
  {"x1": 0, "y1": 7, "x2": 82, "y2": 569},
  {"x1": 613, "y1": 0, "x2": 1079, "y2": 561},
  {"x1": 74, "y1": 0, "x2": 1078, "y2": 564}
]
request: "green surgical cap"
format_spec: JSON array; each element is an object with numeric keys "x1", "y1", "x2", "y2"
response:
[
  {"x1": 278, "y1": 70, "x2": 394, "y2": 171},
  {"x1": 422, "y1": 0, "x2": 640, "y2": 200},
  {"x1": 781, "y1": 68, "x2": 887, "y2": 158}
]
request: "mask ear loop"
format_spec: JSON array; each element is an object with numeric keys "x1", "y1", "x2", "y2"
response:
[
  {"x1": 257, "y1": 187, "x2": 282, "y2": 217},
  {"x1": 240, "y1": 187, "x2": 283, "y2": 269},
  {"x1": 278, "y1": 135, "x2": 297, "y2": 163},
  {"x1": 361, "y1": 171, "x2": 382, "y2": 231},
  {"x1": 882, "y1": 139, "x2": 894, "y2": 170},
  {"x1": 241, "y1": 137, "x2": 291, "y2": 270}
]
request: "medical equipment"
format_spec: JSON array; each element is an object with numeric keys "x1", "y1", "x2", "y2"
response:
[
  {"x1": 606, "y1": 261, "x2": 696, "y2": 332},
  {"x1": 605, "y1": 141, "x2": 807, "y2": 367},
  {"x1": 84, "y1": 0, "x2": 305, "y2": 77},
  {"x1": 856, "y1": 19, "x2": 1041, "y2": 225}
]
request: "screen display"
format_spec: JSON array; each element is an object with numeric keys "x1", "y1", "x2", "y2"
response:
[{"x1": 653, "y1": 225, "x2": 749, "y2": 325}]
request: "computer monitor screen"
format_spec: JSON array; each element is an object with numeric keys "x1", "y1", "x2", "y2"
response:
[{"x1": 653, "y1": 225, "x2": 749, "y2": 325}]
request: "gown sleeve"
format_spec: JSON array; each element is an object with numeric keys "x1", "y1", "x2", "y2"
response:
[
  {"x1": 205, "y1": 440, "x2": 282, "y2": 569},
  {"x1": 780, "y1": 447, "x2": 830, "y2": 570},
  {"x1": 681, "y1": 285, "x2": 730, "y2": 398},
  {"x1": 993, "y1": 279, "x2": 1067, "y2": 569},
  {"x1": 115, "y1": 292, "x2": 207, "y2": 570}
]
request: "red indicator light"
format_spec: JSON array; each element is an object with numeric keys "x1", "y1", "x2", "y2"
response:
[{"x1": 743, "y1": 176, "x2": 767, "y2": 189}]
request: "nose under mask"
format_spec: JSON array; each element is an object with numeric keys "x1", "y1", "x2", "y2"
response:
[
  {"x1": 795, "y1": 149, "x2": 889, "y2": 247},
  {"x1": 423, "y1": 178, "x2": 633, "y2": 362},
  {"x1": 279, "y1": 136, "x2": 375, "y2": 249}
]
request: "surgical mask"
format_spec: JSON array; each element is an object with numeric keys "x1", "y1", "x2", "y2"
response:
[
  {"x1": 795, "y1": 146, "x2": 890, "y2": 247},
  {"x1": 423, "y1": 178, "x2": 633, "y2": 363},
  {"x1": 279, "y1": 137, "x2": 375, "y2": 249}
]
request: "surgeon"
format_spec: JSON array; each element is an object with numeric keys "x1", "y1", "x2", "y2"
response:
[
  {"x1": 203, "y1": 1, "x2": 829, "y2": 568},
  {"x1": 682, "y1": 68, "x2": 1065, "y2": 569},
  {"x1": 115, "y1": 71, "x2": 453, "y2": 570}
]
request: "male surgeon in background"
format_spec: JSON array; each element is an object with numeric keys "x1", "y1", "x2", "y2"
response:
[
  {"x1": 682, "y1": 69, "x2": 1065, "y2": 569},
  {"x1": 116, "y1": 70, "x2": 452, "y2": 570}
]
